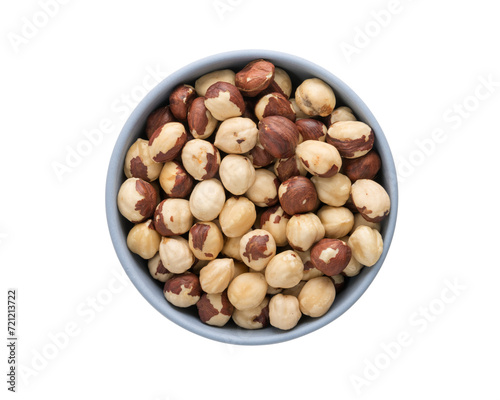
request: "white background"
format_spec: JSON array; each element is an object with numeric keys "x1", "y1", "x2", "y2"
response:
[{"x1": 1, "y1": 0, "x2": 499, "y2": 398}]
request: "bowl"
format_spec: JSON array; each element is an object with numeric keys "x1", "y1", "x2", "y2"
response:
[{"x1": 105, "y1": 49, "x2": 398, "y2": 345}]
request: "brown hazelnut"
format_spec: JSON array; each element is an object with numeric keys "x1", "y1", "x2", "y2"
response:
[
  {"x1": 189, "y1": 179, "x2": 226, "y2": 221},
  {"x1": 317, "y1": 206, "x2": 355, "y2": 239},
  {"x1": 265, "y1": 250, "x2": 304, "y2": 289},
  {"x1": 350, "y1": 213, "x2": 381, "y2": 234},
  {"x1": 159, "y1": 236, "x2": 195, "y2": 274},
  {"x1": 285, "y1": 213, "x2": 325, "y2": 252},
  {"x1": 195, "y1": 69, "x2": 236, "y2": 96},
  {"x1": 269, "y1": 294, "x2": 301, "y2": 330},
  {"x1": 153, "y1": 198, "x2": 193, "y2": 236},
  {"x1": 181, "y1": 139, "x2": 221, "y2": 181},
  {"x1": 342, "y1": 150, "x2": 381, "y2": 182},
  {"x1": 191, "y1": 259, "x2": 210, "y2": 275},
  {"x1": 274, "y1": 156, "x2": 307, "y2": 182},
  {"x1": 245, "y1": 169, "x2": 280, "y2": 207},
  {"x1": 351, "y1": 179, "x2": 390, "y2": 222},
  {"x1": 232, "y1": 297, "x2": 269, "y2": 329},
  {"x1": 197, "y1": 291, "x2": 234, "y2": 327},
  {"x1": 246, "y1": 138, "x2": 275, "y2": 168},
  {"x1": 117, "y1": 177, "x2": 157, "y2": 223},
  {"x1": 235, "y1": 59, "x2": 275, "y2": 97},
  {"x1": 323, "y1": 106, "x2": 356, "y2": 127},
  {"x1": 147, "y1": 253, "x2": 173, "y2": 282},
  {"x1": 228, "y1": 272, "x2": 268, "y2": 310},
  {"x1": 331, "y1": 274, "x2": 346, "y2": 291},
  {"x1": 145, "y1": 105, "x2": 177, "y2": 139},
  {"x1": 148, "y1": 122, "x2": 187, "y2": 163},
  {"x1": 295, "y1": 78, "x2": 336, "y2": 117},
  {"x1": 310, "y1": 238, "x2": 352, "y2": 276},
  {"x1": 214, "y1": 117, "x2": 258, "y2": 154},
  {"x1": 158, "y1": 161, "x2": 194, "y2": 199},
  {"x1": 187, "y1": 97, "x2": 218, "y2": 139},
  {"x1": 124, "y1": 138, "x2": 162, "y2": 182},
  {"x1": 199, "y1": 258, "x2": 234, "y2": 294},
  {"x1": 219, "y1": 154, "x2": 256, "y2": 195},
  {"x1": 296, "y1": 119, "x2": 328, "y2": 142},
  {"x1": 295, "y1": 140, "x2": 342, "y2": 178},
  {"x1": 204, "y1": 82, "x2": 245, "y2": 121},
  {"x1": 310, "y1": 173, "x2": 351, "y2": 207},
  {"x1": 278, "y1": 176, "x2": 318, "y2": 216},
  {"x1": 348, "y1": 226, "x2": 383, "y2": 267},
  {"x1": 259, "y1": 205, "x2": 291, "y2": 247},
  {"x1": 219, "y1": 197, "x2": 256, "y2": 238},
  {"x1": 298, "y1": 276, "x2": 336, "y2": 317},
  {"x1": 163, "y1": 272, "x2": 201, "y2": 308},
  {"x1": 254, "y1": 93, "x2": 295, "y2": 121},
  {"x1": 188, "y1": 222, "x2": 224, "y2": 261},
  {"x1": 126, "y1": 219, "x2": 161, "y2": 259},
  {"x1": 258, "y1": 116, "x2": 300, "y2": 158},
  {"x1": 326, "y1": 121, "x2": 374, "y2": 159},
  {"x1": 239, "y1": 229, "x2": 277, "y2": 271},
  {"x1": 296, "y1": 250, "x2": 324, "y2": 280},
  {"x1": 169, "y1": 84, "x2": 197, "y2": 122}
]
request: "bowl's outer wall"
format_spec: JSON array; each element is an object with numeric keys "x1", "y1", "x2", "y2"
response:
[{"x1": 105, "y1": 50, "x2": 398, "y2": 345}]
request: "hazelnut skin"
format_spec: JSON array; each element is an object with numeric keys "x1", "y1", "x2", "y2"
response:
[
  {"x1": 126, "y1": 219, "x2": 161, "y2": 259},
  {"x1": 278, "y1": 176, "x2": 318, "y2": 216},
  {"x1": 254, "y1": 92, "x2": 295, "y2": 122},
  {"x1": 310, "y1": 238, "x2": 352, "y2": 276},
  {"x1": 258, "y1": 116, "x2": 300, "y2": 159},
  {"x1": 169, "y1": 84, "x2": 197, "y2": 122},
  {"x1": 147, "y1": 252, "x2": 173, "y2": 282},
  {"x1": 145, "y1": 105, "x2": 177, "y2": 139},
  {"x1": 295, "y1": 119, "x2": 327, "y2": 142},
  {"x1": 117, "y1": 177, "x2": 157, "y2": 223},
  {"x1": 163, "y1": 272, "x2": 202, "y2": 308},
  {"x1": 189, "y1": 179, "x2": 226, "y2": 221},
  {"x1": 342, "y1": 150, "x2": 381, "y2": 182},
  {"x1": 246, "y1": 138, "x2": 275, "y2": 168},
  {"x1": 187, "y1": 96, "x2": 218, "y2": 139},
  {"x1": 331, "y1": 274, "x2": 346, "y2": 291},
  {"x1": 158, "y1": 161, "x2": 194, "y2": 199},
  {"x1": 124, "y1": 138, "x2": 162, "y2": 182},
  {"x1": 274, "y1": 156, "x2": 307, "y2": 183},
  {"x1": 148, "y1": 122, "x2": 187, "y2": 163},
  {"x1": 188, "y1": 222, "x2": 224, "y2": 260},
  {"x1": 239, "y1": 229, "x2": 277, "y2": 271},
  {"x1": 232, "y1": 297, "x2": 270, "y2": 329},
  {"x1": 298, "y1": 277, "x2": 336, "y2": 317},
  {"x1": 326, "y1": 121, "x2": 374, "y2": 159},
  {"x1": 235, "y1": 59, "x2": 275, "y2": 97},
  {"x1": 351, "y1": 179, "x2": 390, "y2": 222},
  {"x1": 181, "y1": 139, "x2": 221, "y2": 181},
  {"x1": 204, "y1": 82, "x2": 245, "y2": 121},
  {"x1": 197, "y1": 291, "x2": 234, "y2": 327},
  {"x1": 296, "y1": 249, "x2": 324, "y2": 281},
  {"x1": 269, "y1": 294, "x2": 302, "y2": 330},
  {"x1": 295, "y1": 78, "x2": 336, "y2": 117}
]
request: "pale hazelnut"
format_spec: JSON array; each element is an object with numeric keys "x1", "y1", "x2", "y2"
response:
[
  {"x1": 197, "y1": 291, "x2": 234, "y2": 326},
  {"x1": 227, "y1": 272, "x2": 268, "y2": 310},
  {"x1": 187, "y1": 97, "x2": 218, "y2": 139},
  {"x1": 296, "y1": 250, "x2": 324, "y2": 280},
  {"x1": 317, "y1": 206, "x2": 354, "y2": 239},
  {"x1": 245, "y1": 169, "x2": 280, "y2": 207},
  {"x1": 195, "y1": 69, "x2": 236, "y2": 96},
  {"x1": 232, "y1": 297, "x2": 269, "y2": 329},
  {"x1": 350, "y1": 213, "x2": 381, "y2": 234},
  {"x1": 269, "y1": 294, "x2": 301, "y2": 330},
  {"x1": 324, "y1": 106, "x2": 356, "y2": 127},
  {"x1": 147, "y1": 252, "x2": 173, "y2": 282},
  {"x1": 265, "y1": 250, "x2": 304, "y2": 289},
  {"x1": 159, "y1": 236, "x2": 195, "y2": 274},
  {"x1": 163, "y1": 272, "x2": 201, "y2": 308},
  {"x1": 188, "y1": 222, "x2": 224, "y2": 260},
  {"x1": 117, "y1": 177, "x2": 157, "y2": 223},
  {"x1": 232, "y1": 261, "x2": 249, "y2": 280},
  {"x1": 331, "y1": 274, "x2": 346, "y2": 292},
  {"x1": 181, "y1": 139, "x2": 221, "y2": 181},
  {"x1": 342, "y1": 150, "x2": 381, "y2": 182},
  {"x1": 124, "y1": 138, "x2": 162, "y2": 182},
  {"x1": 274, "y1": 156, "x2": 307, "y2": 182},
  {"x1": 298, "y1": 277, "x2": 335, "y2": 317},
  {"x1": 239, "y1": 229, "x2": 277, "y2": 271},
  {"x1": 126, "y1": 219, "x2": 161, "y2": 259},
  {"x1": 259, "y1": 205, "x2": 290, "y2": 247},
  {"x1": 326, "y1": 121, "x2": 374, "y2": 159},
  {"x1": 199, "y1": 258, "x2": 235, "y2": 294},
  {"x1": 221, "y1": 235, "x2": 244, "y2": 261},
  {"x1": 295, "y1": 78, "x2": 336, "y2": 117},
  {"x1": 189, "y1": 179, "x2": 226, "y2": 221},
  {"x1": 258, "y1": 116, "x2": 300, "y2": 159},
  {"x1": 267, "y1": 285, "x2": 283, "y2": 295},
  {"x1": 342, "y1": 251, "x2": 364, "y2": 277},
  {"x1": 145, "y1": 105, "x2": 177, "y2": 139},
  {"x1": 311, "y1": 173, "x2": 351, "y2": 207},
  {"x1": 285, "y1": 213, "x2": 325, "y2": 252},
  {"x1": 204, "y1": 82, "x2": 245, "y2": 121},
  {"x1": 219, "y1": 197, "x2": 256, "y2": 238},
  {"x1": 214, "y1": 117, "x2": 259, "y2": 154},
  {"x1": 348, "y1": 226, "x2": 383, "y2": 267},
  {"x1": 148, "y1": 122, "x2": 187, "y2": 163},
  {"x1": 351, "y1": 179, "x2": 390, "y2": 222},
  {"x1": 290, "y1": 98, "x2": 309, "y2": 120},
  {"x1": 310, "y1": 238, "x2": 352, "y2": 276},
  {"x1": 153, "y1": 198, "x2": 193, "y2": 236},
  {"x1": 235, "y1": 59, "x2": 275, "y2": 97},
  {"x1": 273, "y1": 67, "x2": 293, "y2": 98},
  {"x1": 295, "y1": 119, "x2": 327, "y2": 142},
  {"x1": 246, "y1": 137, "x2": 275, "y2": 168},
  {"x1": 219, "y1": 154, "x2": 256, "y2": 195},
  {"x1": 278, "y1": 176, "x2": 318, "y2": 216},
  {"x1": 295, "y1": 140, "x2": 342, "y2": 177},
  {"x1": 158, "y1": 161, "x2": 194, "y2": 199},
  {"x1": 254, "y1": 93, "x2": 295, "y2": 121},
  {"x1": 281, "y1": 281, "x2": 307, "y2": 297},
  {"x1": 169, "y1": 84, "x2": 197, "y2": 121}
]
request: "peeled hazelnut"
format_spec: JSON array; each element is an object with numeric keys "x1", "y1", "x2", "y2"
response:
[
  {"x1": 195, "y1": 69, "x2": 236, "y2": 96},
  {"x1": 204, "y1": 82, "x2": 245, "y2": 121},
  {"x1": 290, "y1": 98, "x2": 309, "y2": 120},
  {"x1": 298, "y1": 277, "x2": 335, "y2": 317},
  {"x1": 145, "y1": 105, "x2": 177, "y2": 139},
  {"x1": 219, "y1": 197, "x2": 256, "y2": 238},
  {"x1": 296, "y1": 250, "x2": 324, "y2": 280},
  {"x1": 232, "y1": 261, "x2": 249, "y2": 280},
  {"x1": 169, "y1": 84, "x2": 197, "y2": 121},
  {"x1": 214, "y1": 117, "x2": 258, "y2": 154},
  {"x1": 286, "y1": 213, "x2": 325, "y2": 252},
  {"x1": 189, "y1": 179, "x2": 225, "y2": 222},
  {"x1": 310, "y1": 238, "x2": 352, "y2": 276},
  {"x1": 163, "y1": 272, "x2": 201, "y2": 308},
  {"x1": 331, "y1": 274, "x2": 346, "y2": 291},
  {"x1": 181, "y1": 139, "x2": 221, "y2": 181},
  {"x1": 199, "y1": 258, "x2": 234, "y2": 294},
  {"x1": 311, "y1": 173, "x2": 351, "y2": 207},
  {"x1": 235, "y1": 59, "x2": 275, "y2": 97},
  {"x1": 232, "y1": 297, "x2": 269, "y2": 329},
  {"x1": 126, "y1": 219, "x2": 161, "y2": 259},
  {"x1": 267, "y1": 285, "x2": 283, "y2": 295},
  {"x1": 259, "y1": 205, "x2": 290, "y2": 247},
  {"x1": 153, "y1": 198, "x2": 193, "y2": 236},
  {"x1": 342, "y1": 150, "x2": 381, "y2": 182},
  {"x1": 274, "y1": 156, "x2": 307, "y2": 182},
  {"x1": 265, "y1": 250, "x2": 304, "y2": 289},
  {"x1": 273, "y1": 67, "x2": 292, "y2": 98},
  {"x1": 278, "y1": 176, "x2": 318, "y2": 216},
  {"x1": 228, "y1": 272, "x2": 268, "y2": 310},
  {"x1": 246, "y1": 138, "x2": 275, "y2": 168},
  {"x1": 324, "y1": 106, "x2": 356, "y2": 127},
  {"x1": 159, "y1": 236, "x2": 195, "y2": 274},
  {"x1": 326, "y1": 121, "x2": 374, "y2": 159},
  {"x1": 296, "y1": 119, "x2": 327, "y2": 142},
  {"x1": 147, "y1": 252, "x2": 173, "y2": 282},
  {"x1": 148, "y1": 122, "x2": 187, "y2": 163},
  {"x1": 117, "y1": 177, "x2": 157, "y2": 223},
  {"x1": 219, "y1": 154, "x2": 256, "y2": 195},
  {"x1": 295, "y1": 78, "x2": 336, "y2": 117},
  {"x1": 296, "y1": 140, "x2": 342, "y2": 177},
  {"x1": 158, "y1": 161, "x2": 193, "y2": 199},
  {"x1": 351, "y1": 179, "x2": 390, "y2": 222},
  {"x1": 342, "y1": 252, "x2": 364, "y2": 277},
  {"x1": 188, "y1": 222, "x2": 224, "y2": 260},
  {"x1": 317, "y1": 206, "x2": 354, "y2": 239},
  {"x1": 187, "y1": 97, "x2": 218, "y2": 139},
  {"x1": 221, "y1": 235, "x2": 244, "y2": 261},
  {"x1": 281, "y1": 281, "x2": 307, "y2": 297},
  {"x1": 239, "y1": 229, "x2": 277, "y2": 271},
  {"x1": 254, "y1": 93, "x2": 295, "y2": 121},
  {"x1": 350, "y1": 213, "x2": 381, "y2": 234},
  {"x1": 197, "y1": 291, "x2": 234, "y2": 327},
  {"x1": 258, "y1": 116, "x2": 300, "y2": 159},
  {"x1": 245, "y1": 169, "x2": 280, "y2": 207},
  {"x1": 348, "y1": 226, "x2": 383, "y2": 267},
  {"x1": 269, "y1": 294, "x2": 301, "y2": 330},
  {"x1": 124, "y1": 138, "x2": 162, "y2": 182}
]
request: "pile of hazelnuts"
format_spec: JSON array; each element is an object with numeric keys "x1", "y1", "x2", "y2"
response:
[{"x1": 116, "y1": 59, "x2": 391, "y2": 331}]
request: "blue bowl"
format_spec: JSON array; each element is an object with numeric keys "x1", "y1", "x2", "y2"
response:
[{"x1": 105, "y1": 50, "x2": 398, "y2": 345}]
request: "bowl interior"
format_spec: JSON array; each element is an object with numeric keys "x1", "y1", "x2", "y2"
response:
[{"x1": 105, "y1": 50, "x2": 398, "y2": 345}]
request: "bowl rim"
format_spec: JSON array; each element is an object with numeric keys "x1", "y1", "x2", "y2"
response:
[{"x1": 105, "y1": 49, "x2": 398, "y2": 346}]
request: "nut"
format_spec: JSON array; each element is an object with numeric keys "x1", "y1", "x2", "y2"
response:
[
  {"x1": 239, "y1": 229, "x2": 277, "y2": 271},
  {"x1": 147, "y1": 252, "x2": 173, "y2": 282},
  {"x1": 148, "y1": 122, "x2": 187, "y2": 163},
  {"x1": 246, "y1": 137, "x2": 275, "y2": 168},
  {"x1": 274, "y1": 156, "x2": 307, "y2": 182},
  {"x1": 196, "y1": 291, "x2": 234, "y2": 326},
  {"x1": 199, "y1": 258, "x2": 235, "y2": 294},
  {"x1": 227, "y1": 272, "x2": 268, "y2": 310},
  {"x1": 258, "y1": 116, "x2": 300, "y2": 158},
  {"x1": 195, "y1": 69, "x2": 236, "y2": 96},
  {"x1": 219, "y1": 197, "x2": 256, "y2": 238},
  {"x1": 191, "y1": 259, "x2": 210, "y2": 275},
  {"x1": 181, "y1": 139, "x2": 221, "y2": 181},
  {"x1": 169, "y1": 84, "x2": 197, "y2": 121},
  {"x1": 214, "y1": 117, "x2": 259, "y2": 154},
  {"x1": 163, "y1": 272, "x2": 201, "y2": 308},
  {"x1": 265, "y1": 250, "x2": 304, "y2": 289},
  {"x1": 272, "y1": 67, "x2": 293, "y2": 98},
  {"x1": 153, "y1": 198, "x2": 193, "y2": 236},
  {"x1": 310, "y1": 238, "x2": 352, "y2": 276},
  {"x1": 259, "y1": 205, "x2": 291, "y2": 247},
  {"x1": 317, "y1": 206, "x2": 354, "y2": 239},
  {"x1": 331, "y1": 274, "x2": 346, "y2": 292},
  {"x1": 150, "y1": 180, "x2": 162, "y2": 206},
  {"x1": 342, "y1": 250, "x2": 364, "y2": 277},
  {"x1": 117, "y1": 177, "x2": 157, "y2": 223},
  {"x1": 267, "y1": 285, "x2": 282, "y2": 295},
  {"x1": 348, "y1": 226, "x2": 383, "y2": 267},
  {"x1": 269, "y1": 294, "x2": 301, "y2": 330},
  {"x1": 342, "y1": 150, "x2": 381, "y2": 182},
  {"x1": 326, "y1": 121, "x2": 374, "y2": 159},
  {"x1": 187, "y1": 97, "x2": 218, "y2": 139},
  {"x1": 126, "y1": 219, "x2": 161, "y2": 259},
  {"x1": 124, "y1": 138, "x2": 162, "y2": 182},
  {"x1": 204, "y1": 82, "x2": 245, "y2": 121},
  {"x1": 295, "y1": 78, "x2": 336, "y2": 117},
  {"x1": 145, "y1": 105, "x2": 177, "y2": 139},
  {"x1": 235, "y1": 59, "x2": 275, "y2": 97},
  {"x1": 159, "y1": 236, "x2": 195, "y2": 274},
  {"x1": 189, "y1": 179, "x2": 226, "y2": 221},
  {"x1": 219, "y1": 154, "x2": 256, "y2": 195},
  {"x1": 295, "y1": 140, "x2": 342, "y2": 177},
  {"x1": 278, "y1": 176, "x2": 318, "y2": 216},
  {"x1": 158, "y1": 161, "x2": 194, "y2": 199},
  {"x1": 290, "y1": 98, "x2": 310, "y2": 120},
  {"x1": 232, "y1": 297, "x2": 269, "y2": 329},
  {"x1": 351, "y1": 179, "x2": 390, "y2": 222},
  {"x1": 285, "y1": 213, "x2": 325, "y2": 252},
  {"x1": 311, "y1": 173, "x2": 351, "y2": 207},
  {"x1": 188, "y1": 222, "x2": 224, "y2": 260},
  {"x1": 350, "y1": 213, "x2": 381, "y2": 234},
  {"x1": 323, "y1": 106, "x2": 356, "y2": 127},
  {"x1": 281, "y1": 281, "x2": 306, "y2": 297},
  {"x1": 298, "y1": 276, "x2": 335, "y2": 317},
  {"x1": 296, "y1": 250, "x2": 324, "y2": 280},
  {"x1": 221, "y1": 235, "x2": 244, "y2": 261},
  {"x1": 254, "y1": 93, "x2": 295, "y2": 121},
  {"x1": 295, "y1": 119, "x2": 327, "y2": 142},
  {"x1": 245, "y1": 169, "x2": 280, "y2": 207},
  {"x1": 232, "y1": 261, "x2": 249, "y2": 280}
]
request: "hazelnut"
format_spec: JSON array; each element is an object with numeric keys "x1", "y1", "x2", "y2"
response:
[
  {"x1": 148, "y1": 122, "x2": 187, "y2": 163},
  {"x1": 258, "y1": 116, "x2": 299, "y2": 159},
  {"x1": 191, "y1": 259, "x2": 210, "y2": 275},
  {"x1": 272, "y1": 67, "x2": 293, "y2": 98},
  {"x1": 153, "y1": 198, "x2": 193, "y2": 236},
  {"x1": 228, "y1": 272, "x2": 268, "y2": 310},
  {"x1": 298, "y1": 277, "x2": 335, "y2": 317},
  {"x1": 295, "y1": 140, "x2": 342, "y2": 178},
  {"x1": 326, "y1": 121, "x2": 374, "y2": 159},
  {"x1": 348, "y1": 226, "x2": 383, "y2": 267},
  {"x1": 324, "y1": 106, "x2": 356, "y2": 127},
  {"x1": 219, "y1": 197, "x2": 256, "y2": 238},
  {"x1": 265, "y1": 250, "x2": 304, "y2": 289},
  {"x1": 163, "y1": 272, "x2": 201, "y2": 308},
  {"x1": 235, "y1": 59, "x2": 275, "y2": 97},
  {"x1": 147, "y1": 252, "x2": 173, "y2": 282},
  {"x1": 274, "y1": 156, "x2": 307, "y2": 182},
  {"x1": 158, "y1": 161, "x2": 194, "y2": 199},
  {"x1": 197, "y1": 291, "x2": 234, "y2": 327},
  {"x1": 269, "y1": 294, "x2": 301, "y2": 330},
  {"x1": 254, "y1": 93, "x2": 295, "y2": 121},
  {"x1": 267, "y1": 285, "x2": 283, "y2": 295},
  {"x1": 150, "y1": 180, "x2": 162, "y2": 206},
  {"x1": 317, "y1": 206, "x2": 354, "y2": 239},
  {"x1": 239, "y1": 229, "x2": 277, "y2": 271},
  {"x1": 221, "y1": 235, "x2": 244, "y2": 261},
  {"x1": 188, "y1": 222, "x2": 224, "y2": 260},
  {"x1": 169, "y1": 84, "x2": 197, "y2": 121},
  {"x1": 311, "y1": 173, "x2": 351, "y2": 207},
  {"x1": 351, "y1": 179, "x2": 390, "y2": 222},
  {"x1": 219, "y1": 154, "x2": 256, "y2": 195},
  {"x1": 285, "y1": 213, "x2": 325, "y2": 252},
  {"x1": 159, "y1": 236, "x2": 195, "y2": 274},
  {"x1": 145, "y1": 105, "x2": 177, "y2": 139},
  {"x1": 232, "y1": 297, "x2": 270, "y2": 329},
  {"x1": 117, "y1": 177, "x2": 157, "y2": 223},
  {"x1": 232, "y1": 261, "x2": 249, "y2": 280},
  {"x1": 295, "y1": 119, "x2": 327, "y2": 142},
  {"x1": 281, "y1": 281, "x2": 307, "y2": 297},
  {"x1": 296, "y1": 250, "x2": 324, "y2": 280},
  {"x1": 126, "y1": 219, "x2": 161, "y2": 259},
  {"x1": 246, "y1": 138, "x2": 275, "y2": 168},
  {"x1": 187, "y1": 97, "x2": 218, "y2": 139},
  {"x1": 350, "y1": 213, "x2": 381, "y2": 234},
  {"x1": 290, "y1": 98, "x2": 310, "y2": 120},
  {"x1": 124, "y1": 138, "x2": 162, "y2": 182},
  {"x1": 278, "y1": 176, "x2": 318, "y2": 216},
  {"x1": 214, "y1": 117, "x2": 259, "y2": 154},
  {"x1": 331, "y1": 274, "x2": 346, "y2": 292},
  {"x1": 259, "y1": 205, "x2": 290, "y2": 247},
  {"x1": 310, "y1": 238, "x2": 352, "y2": 276},
  {"x1": 342, "y1": 252, "x2": 364, "y2": 277},
  {"x1": 295, "y1": 78, "x2": 336, "y2": 117},
  {"x1": 199, "y1": 258, "x2": 235, "y2": 294},
  {"x1": 195, "y1": 69, "x2": 236, "y2": 96},
  {"x1": 189, "y1": 179, "x2": 226, "y2": 221},
  {"x1": 204, "y1": 82, "x2": 245, "y2": 121},
  {"x1": 342, "y1": 150, "x2": 381, "y2": 182},
  {"x1": 181, "y1": 139, "x2": 221, "y2": 181},
  {"x1": 245, "y1": 169, "x2": 280, "y2": 207}
]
